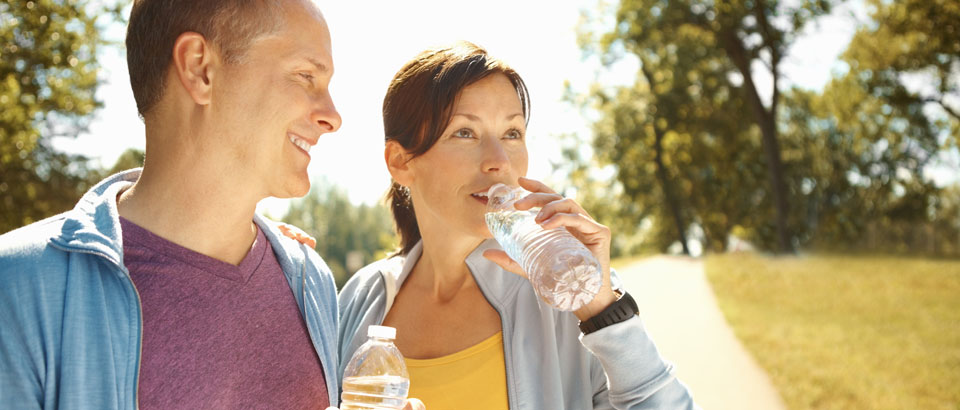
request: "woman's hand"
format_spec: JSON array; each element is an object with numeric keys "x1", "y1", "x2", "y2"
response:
[{"x1": 482, "y1": 176, "x2": 618, "y2": 321}]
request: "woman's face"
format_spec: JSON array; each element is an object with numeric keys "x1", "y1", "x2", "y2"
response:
[{"x1": 406, "y1": 73, "x2": 529, "y2": 240}]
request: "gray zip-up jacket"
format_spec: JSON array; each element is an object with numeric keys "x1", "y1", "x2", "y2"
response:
[{"x1": 338, "y1": 240, "x2": 698, "y2": 409}]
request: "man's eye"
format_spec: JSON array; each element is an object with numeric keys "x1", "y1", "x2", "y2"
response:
[{"x1": 299, "y1": 72, "x2": 315, "y2": 82}]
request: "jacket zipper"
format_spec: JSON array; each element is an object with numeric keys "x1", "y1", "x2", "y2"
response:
[
  {"x1": 49, "y1": 243, "x2": 144, "y2": 409},
  {"x1": 127, "y1": 270, "x2": 144, "y2": 410},
  {"x1": 476, "y1": 282, "x2": 518, "y2": 410},
  {"x1": 299, "y1": 249, "x2": 336, "y2": 406}
]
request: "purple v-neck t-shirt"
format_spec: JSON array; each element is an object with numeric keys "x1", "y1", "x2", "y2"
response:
[{"x1": 121, "y1": 218, "x2": 329, "y2": 409}]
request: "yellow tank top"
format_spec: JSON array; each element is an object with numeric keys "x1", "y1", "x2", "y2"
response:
[{"x1": 403, "y1": 331, "x2": 509, "y2": 410}]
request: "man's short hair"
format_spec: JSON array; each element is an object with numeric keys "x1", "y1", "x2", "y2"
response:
[{"x1": 125, "y1": 0, "x2": 285, "y2": 117}]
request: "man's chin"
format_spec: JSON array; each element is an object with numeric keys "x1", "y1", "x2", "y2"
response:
[{"x1": 270, "y1": 178, "x2": 311, "y2": 199}]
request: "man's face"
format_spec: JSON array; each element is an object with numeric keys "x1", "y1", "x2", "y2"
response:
[{"x1": 209, "y1": 0, "x2": 340, "y2": 199}]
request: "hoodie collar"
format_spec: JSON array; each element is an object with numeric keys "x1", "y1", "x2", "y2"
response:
[
  {"x1": 51, "y1": 169, "x2": 140, "y2": 269},
  {"x1": 385, "y1": 239, "x2": 525, "y2": 310},
  {"x1": 50, "y1": 168, "x2": 308, "y2": 279}
]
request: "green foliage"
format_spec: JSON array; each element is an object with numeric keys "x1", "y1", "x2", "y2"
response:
[
  {"x1": 550, "y1": 131, "x2": 649, "y2": 258},
  {"x1": 579, "y1": 0, "x2": 840, "y2": 253},
  {"x1": 102, "y1": 147, "x2": 144, "y2": 176},
  {"x1": 1, "y1": 0, "x2": 124, "y2": 233},
  {"x1": 843, "y1": 0, "x2": 960, "y2": 140},
  {"x1": 774, "y1": 0, "x2": 959, "y2": 254},
  {"x1": 282, "y1": 182, "x2": 397, "y2": 288},
  {"x1": 0, "y1": 140, "x2": 99, "y2": 232},
  {"x1": 778, "y1": 86, "x2": 950, "y2": 253},
  {"x1": 584, "y1": 29, "x2": 771, "y2": 253},
  {"x1": 602, "y1": 0, "x2": 837, "y2": 253},
  {"x1": 576, "y1": 0, "x2": 960, "y2": 255}
]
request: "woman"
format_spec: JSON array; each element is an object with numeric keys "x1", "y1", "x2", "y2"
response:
[{"x1": 338, "y1": 42, "x2": 697, "y2": 409}]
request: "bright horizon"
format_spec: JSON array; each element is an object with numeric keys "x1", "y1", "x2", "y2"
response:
[{"x1": 52, "y1": 0, "x2": 956, "y2": 216}]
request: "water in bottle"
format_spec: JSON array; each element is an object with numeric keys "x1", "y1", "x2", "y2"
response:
[
  {"x1": 484, "y1": 183, "x2": 602, "y2": 311},
  {"x1": 340, "y1": 325, "x2": 410, "y2": 410}
]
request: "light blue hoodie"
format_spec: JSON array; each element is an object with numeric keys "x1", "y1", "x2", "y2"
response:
[
  {"x1": 338, "y1": 240, "x2": 699, "y2": 409},
  {"x1": 0, "y1": 170, "x2": 340, "y2": 409}
]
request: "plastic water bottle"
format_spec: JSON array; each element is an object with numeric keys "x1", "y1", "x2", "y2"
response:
[
  {"x1": 484, "y1": 183, "x2": 602, "y2": 311},
  {"x1": 340, "y1": 325, "x2": 410, "y2": 410}
]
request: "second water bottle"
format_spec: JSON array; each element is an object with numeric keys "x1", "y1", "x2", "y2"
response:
[{"x1": 340, "y1": 325, "x2": 410, "y2": 410}]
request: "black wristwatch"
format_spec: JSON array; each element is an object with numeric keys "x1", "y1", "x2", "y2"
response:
[{"x1": 578, "y1": 291, "x2": 639, "y2": 335}]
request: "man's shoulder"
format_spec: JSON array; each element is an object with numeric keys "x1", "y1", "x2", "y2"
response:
[
  {"x1": 0, "y1": 213, "x2": 77, "y2": 298},
  {"x1": 0, "y1": 212, "x2": 72, "y2": 263}
]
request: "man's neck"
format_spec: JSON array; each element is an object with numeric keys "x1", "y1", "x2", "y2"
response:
[{"x1": 117, "y1": 157, "x2": 261, "y2": 266}]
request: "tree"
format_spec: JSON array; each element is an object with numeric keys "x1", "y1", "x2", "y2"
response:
[
  {"x1": 602, "y1": 0, "x2": 837, "y2": 252},
  {"x1": 777, "y1": 85, "x2": 938, "y2": 251},
  {"x1": 774, "y1": 0, "x2": 959, "y2": 254},
  {"x1": 843, "y1": 0, "x2": 960, "y2": 133},
  {"x1": 577, "y1": 0, "x2": 958, "y2": 255},
  {"x1": 102, "y1": 147, "x2": 145, "y2": 176},
  {"x1": 282, "y1": 182, "x2": 397, "y2": 288},
  {"x1": 549, "y1": 130, "x2": 650, "y2": 258},
  {"x1": 577, "y1": 3, "x2": 772, "y2": 253},
  {"x1": 1, "y1": 0, "x2": 124, "y2": 233}
]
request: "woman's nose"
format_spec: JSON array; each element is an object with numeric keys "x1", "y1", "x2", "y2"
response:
[{"x1": 481, "y1": 139, "x2": 510, "y2": 174}]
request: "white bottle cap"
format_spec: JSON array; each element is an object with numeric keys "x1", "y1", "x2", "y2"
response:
[{"x1": 368, "y1": 325, "x2": 396, "y2": 340}]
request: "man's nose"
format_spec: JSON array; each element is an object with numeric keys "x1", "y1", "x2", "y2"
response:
[{"x1": 311, "y1": 92, "x2": 341, "y2": 133}]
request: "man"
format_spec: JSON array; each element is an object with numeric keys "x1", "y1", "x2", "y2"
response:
[{"x1": 0, "y1": 1, "x2": 420, "y2": 409}]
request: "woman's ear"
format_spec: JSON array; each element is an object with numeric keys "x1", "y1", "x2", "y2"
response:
[{"x1": 385, "y1": 140, "x2": 414, "y2": 187}]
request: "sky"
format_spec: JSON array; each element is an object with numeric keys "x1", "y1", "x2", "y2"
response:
[{"x1": 51, "y1": 0, "x2": 957, "y2": 216}]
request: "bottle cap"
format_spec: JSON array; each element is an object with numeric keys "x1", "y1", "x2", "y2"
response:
[{"x1": 367, "y1": 325, "x2": 396, "y2": 340}]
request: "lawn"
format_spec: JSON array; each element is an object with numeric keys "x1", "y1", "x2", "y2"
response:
[{"x1": 705, "y1": 253, "x2": 960, "y2": 410}]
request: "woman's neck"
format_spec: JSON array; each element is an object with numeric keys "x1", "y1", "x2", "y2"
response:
[{"x1": 412, "y1": 234, "x2": 485, "y2": 302}]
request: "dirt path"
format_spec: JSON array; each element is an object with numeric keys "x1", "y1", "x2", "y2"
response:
[{"x1": 617, "y1": 255, "x2": 787, "y2": 410}]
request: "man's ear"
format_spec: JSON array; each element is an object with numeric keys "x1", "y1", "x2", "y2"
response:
[
  {"x1": 385, "y1": 140, "x2": 414, "y2": 187},
  {"x1": 171, "y1": 32, "x2": 215, "y2": 106}
]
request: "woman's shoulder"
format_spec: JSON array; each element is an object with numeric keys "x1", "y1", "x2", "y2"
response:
[{"x1": 339, "y1": 254, "x2": 405, "y2": 298}]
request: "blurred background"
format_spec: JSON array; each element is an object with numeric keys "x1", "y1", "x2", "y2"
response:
[{"x1": 2, "y1": 0, "x2": 958, "y2": 408}]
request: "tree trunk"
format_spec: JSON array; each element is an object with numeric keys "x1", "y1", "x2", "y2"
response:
[
  {"x1": 639, "y1": 63, "x2": 691, "y2": 255},
  {"x1": 720, "y1": 30, "x2": 793, "y2": 253},
  {"x1": 652, "y1": 119, "x2": 691, "y2": 255},
  {"x1": 758, "y1": 112, "x2": 792, "y2": 253}
]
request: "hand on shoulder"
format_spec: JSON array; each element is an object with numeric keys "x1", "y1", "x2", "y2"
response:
[{"x1": 278, "y1": 223, "x2": 317, "y2": 248}]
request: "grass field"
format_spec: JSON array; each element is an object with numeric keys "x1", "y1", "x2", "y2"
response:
[{"x1": 705, "y1": 253, "x2": 960, "y2": 410}]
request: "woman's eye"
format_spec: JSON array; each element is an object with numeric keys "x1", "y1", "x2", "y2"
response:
[
  {"x1": 299, "y1": 72, "x2": 315, "y2": 82},
  {"x1": 505, "y1": 129, "x2": 523, "y2": 139},
  {"x1": 452, "y1": 129, "x2": 474, "y2": 139}
]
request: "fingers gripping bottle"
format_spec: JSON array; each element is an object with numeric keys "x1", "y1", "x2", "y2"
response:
[
  {"x1": 340, "y1": 325, "x2": 410, "y2": 410},
  {"x1": 484, "y1": 183, "x2": 603, "y2": 311}
]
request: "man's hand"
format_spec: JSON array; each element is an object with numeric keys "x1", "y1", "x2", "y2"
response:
[{"x1": 278, "y1": 223, "x2": 317, "y2": 248}]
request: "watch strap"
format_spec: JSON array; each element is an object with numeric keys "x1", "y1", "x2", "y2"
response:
[{"x1": 579, "y1": 291, "x2": 639, "y2": 335}]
